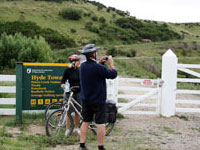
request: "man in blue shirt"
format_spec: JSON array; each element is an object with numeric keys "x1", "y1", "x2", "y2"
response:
[{"x1": 79, "y1": 44, "x2": 117, "y2": 150}]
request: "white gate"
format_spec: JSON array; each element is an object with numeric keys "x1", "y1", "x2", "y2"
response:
[
  {"x1": 117, "y1": 78, "x2": 162, "y2": 115},
  {"x1": 176, "y1": 64, "x2": 200, "y2": 113}
]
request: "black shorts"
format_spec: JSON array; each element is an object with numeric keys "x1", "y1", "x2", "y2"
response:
[
  {"x1": 64, "y1": 92, "x2": 81, "y2": 113},
  {"x1": 82, "y1": 104, "x2": 106, "y2": 124}
]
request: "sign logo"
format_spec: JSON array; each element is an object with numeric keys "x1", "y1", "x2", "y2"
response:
[{"x1": 27, "y1": 68, "x2": 31, "y2": 74}]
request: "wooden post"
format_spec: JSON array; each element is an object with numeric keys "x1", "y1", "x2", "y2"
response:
[
  {"x1": 106, "y1": 78, "x2": 118, "y2": 103},
  {"x1": 161, "y1": 49, "x2": 177, "y2": 117},
  {"x1": 16, "y1": 63, "x2": 23, "y2": 123}
]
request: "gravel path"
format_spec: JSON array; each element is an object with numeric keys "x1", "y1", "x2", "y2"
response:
[{"x1": 114, "y1": 113, "x2": 200, "y2": 150}]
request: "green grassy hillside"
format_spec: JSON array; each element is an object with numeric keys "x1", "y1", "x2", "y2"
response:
[{"x1": 0, "y1": 0, "x2": 200, "y2": 78}]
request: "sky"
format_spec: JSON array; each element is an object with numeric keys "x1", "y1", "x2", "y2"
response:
[{"x1": 91, "y1": 0, "x2": 200, "y2": 23}]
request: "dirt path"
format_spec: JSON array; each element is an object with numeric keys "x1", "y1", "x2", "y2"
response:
[{"x1": 113, "y1": 113, "x2": 200, "y2": 150}]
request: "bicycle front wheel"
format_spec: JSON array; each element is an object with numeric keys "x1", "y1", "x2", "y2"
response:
[
  {"x1": 44, "y1": 101, "x2": 63, "y2": 121},
  {"x1": 46, "y1": 109, "x2": 74, "y2": 137}
]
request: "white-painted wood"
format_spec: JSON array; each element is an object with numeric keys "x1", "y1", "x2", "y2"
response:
[
  {"x1": 161, "y1": 49, "x2": 177, "y2": 117},
  {"x1": 118, "y1": 90, "x2": 157, "y2": 113},
  {"x1": 178, "y1": 67, "x2": 200, "y2": 78},
  {"x1": 176, "y1": 100, "x2": 200, "y2": 104},
  {"x1": 117, "y1": 103, "x2": 157, "y2": 107},
  {"x1": 176, "y1": 108, "x2": 200, "y2": 113},
  {"x1": 118, "y1": 86, "x2": 154, "y2": 91},
  {"x1": 0, "y1": 98, "x2": 16, "y2": 105},
  {"x1": 118, "y1": 94, "x2": 138, "y2": 99},
  {"x1": 0, "y1": 109, "x2": 16, "y2": 115},
  {"x1": 177, "y1": 78, "x2": 200, "y2": 83},
  {"x1": 118, "y1": 78, "x2": 159, "y2": 83},
  {"x1": 106, "y1": 78, "x2": 118, "y2": 103},
  {"x1": 176, "y1": 89, "x2": 200, "y2": 95},
  {"x1": 177, "y1": 64, "x2": 200, "y2": 69},
  {"x1": 0, "y1": 75, "x2": 16, "y2": 82},
  {"x1": 122, "y1": 110, "x2": 157, "y2": 115},
  {"x1": 23, "y1": 110, "x2": 45, "y2": 114},
  {"x1": 0, "y1": 86, "x2": 16, "y2": 93}
]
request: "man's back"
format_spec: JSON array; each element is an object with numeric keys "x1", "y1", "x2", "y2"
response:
[{"x1": 80, "y1": 59, "x2": 117, "y2": 105}]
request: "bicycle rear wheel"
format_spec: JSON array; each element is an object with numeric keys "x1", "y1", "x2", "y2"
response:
[
  {"x1": 46, "y1": 109, "x2": 74, "y2": 137},
  {"x1": 90, "y1": 122, "x2": 115, "y2": 136},
  {"x1": 44, "y1": 101, "x2": 63, "y2": 121}
]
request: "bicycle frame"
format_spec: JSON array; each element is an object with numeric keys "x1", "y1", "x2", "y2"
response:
[{"x1": 66, "y1": 91, "x2": 83, "y2": 120}]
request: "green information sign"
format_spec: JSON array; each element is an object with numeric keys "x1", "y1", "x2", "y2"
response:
[{"x1": 16, "y1": 63, "x2": 70, "y2": 122}]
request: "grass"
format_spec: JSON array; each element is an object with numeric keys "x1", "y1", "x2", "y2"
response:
[
  {"x1": 0, "y1": 113, "x2": 97, "y2": 150},
  {"x1": 118, "y1": 98, "x2": 129, "y2": 103},
  {"x1": 175, "y1": 115, "x2": 189, "y2": 121},
  {"x1": 162, "y1": 126, "x2": 182, "y2": 135},
  {"x1": 0, "y1": 0, "x2": 121, "y2": 44},
  {"x1": 191, "y1": 128, "x2": 200, "y2": 132}
]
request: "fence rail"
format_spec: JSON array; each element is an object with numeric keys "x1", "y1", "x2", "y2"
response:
[{"x1": 0, "y1": 75, "x2": 16, "y2": 115}]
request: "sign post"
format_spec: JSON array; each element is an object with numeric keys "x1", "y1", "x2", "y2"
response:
[
  {"x1": 16, "y1": 63, "x2": 23, "y2": 123},
  {"x1": 16, "y1": 63, "x2": 70, "y2": 123}
]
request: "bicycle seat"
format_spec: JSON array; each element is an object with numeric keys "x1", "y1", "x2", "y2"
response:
[{"x1": 70, "y1": 86, "x2": 80, "y2": 92}]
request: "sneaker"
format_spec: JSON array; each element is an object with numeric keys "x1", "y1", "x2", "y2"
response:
[
  {"x1": 74, "y1": 128, "x2": 81, "y2": 135},
  {"x1": 79, "y1": 146, "x2": 88, "y2": 150},
  {"x1": 65, "y1": 129, "x2": 70, "y2": 136}
]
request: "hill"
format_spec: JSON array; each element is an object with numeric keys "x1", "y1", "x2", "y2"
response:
[
  {"x1": 0, "y1": 0, "x2": 200, "y2": 78},
  {"x1": 0, "y1": 0, "x2": 181, "y2": 46}
]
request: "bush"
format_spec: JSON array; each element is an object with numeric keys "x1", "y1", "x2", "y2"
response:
[
  {"x1": 106, "y1": 47, "x2": 137, "y2": 57},
  {"x1": 85, "y1": 21, "x2": 93, "y2": 28},
  {"x1": 99, "y1": 17, "x2": 106, "y2": 23},
  {"x1": 59, "y1": 8, "x2": 82, "y2": 20},
  {"x1": 91, "y1": 16, "x2": 98, "y2": 22},
  {"x1": 0, "y1": 33, "x2": 53, "y2": 69},
  {"x1": 115, "y1": 17, "x2": 181, "y2": 41},
  {"x1": 70, "y1": 28, "x2": 77, "y2": 33},
  {"x1": 0, "y1": 21, "x2": 76, "y2": 49},
  {"x1": 34, "y1": 0, "x2": 74, "y2": 2}
]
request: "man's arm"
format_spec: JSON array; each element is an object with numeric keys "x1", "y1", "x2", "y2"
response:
[
  {"x1": 98, "y1": 55, "x2": 117, "y2": 79},
  {"x1": 108, "y1": 55, "x2": 115, "y2": 69}
]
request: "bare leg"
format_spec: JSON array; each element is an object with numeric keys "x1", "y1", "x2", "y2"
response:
[
  {"x1": 97, "y1": 124, "x2": 105, "y2": 146},
  {"x1": 66, "y1": 116, "x2": 70, "y2": 129},
  {"x1": 75, "y1": 112, "x2": 79, "y2": 128},
  {"x1": 80, "y1": 122, "x2": 90, "y2": 143}
]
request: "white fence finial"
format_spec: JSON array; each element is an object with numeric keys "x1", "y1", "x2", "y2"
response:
[{"x1": 161, "y1": 49, "x2": 177, "y2": 117}]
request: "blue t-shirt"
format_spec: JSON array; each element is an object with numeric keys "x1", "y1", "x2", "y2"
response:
[{"x1": 80, "y1": 59, "x2": 117, "y2": 105}]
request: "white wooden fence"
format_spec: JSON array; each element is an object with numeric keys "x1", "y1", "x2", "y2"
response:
[
  {"x1": 161, "y1": 49, "x2": 200, "y2": 117},
  {"x1": 0, "y1": 75, "x2": 16, "y2": 115},
  {"x1": 117, "y1": 78, "x2": 162, "y2": 115},
  {"x1": 1, "y1": 49, "x2": 200, "y2": 117}
]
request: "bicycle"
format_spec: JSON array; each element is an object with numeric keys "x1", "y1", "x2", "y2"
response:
[{"x1": 45, "y1": 86, "x2": 115, "y2": 137}]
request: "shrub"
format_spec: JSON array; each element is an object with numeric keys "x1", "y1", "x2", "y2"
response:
[
  {"x1": 34, "y1": 0, "x2": 74, "y2": 2},
  {"x1": 59, "y1": 8, "x2": 82, "y2": 20},
  {"x1": 106, "y1": 47, "x2": 117, "y2": 57},
  {"x1": 99, "y1": 17, "x2": 106, "y2": 23},
  {"x1": 0, "y1": 21, "x2": 76, "y2": 49},
  {"x1": 0, "y1": 33, "x2": 53, "y2": 69},
  {"x1": 70, "y1": 28, "x2": 77, "y2": 33},
  {"x1": 91, "y1": 16, "x2": 98, "y2": 22},
  {"x1": 85, "y1": 21, "x2": 93, "y2": 28},
  {"x1": 115, "y1": 17, "x2": 181, "y2": 41}
]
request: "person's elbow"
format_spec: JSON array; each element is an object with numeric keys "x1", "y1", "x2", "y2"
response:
[{"x1": 108, "y1": 70, "x2": 118, "y2": 79}]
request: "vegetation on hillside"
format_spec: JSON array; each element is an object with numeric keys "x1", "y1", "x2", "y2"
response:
[
  {"x1": 0, "y1": 33, "x2": 53, "y2": 70},
  {"x1": 0, "y1": 21, "x2": 76, "y2": 49},
  {"x1": 0, "y1": 0, "x2": 200, "y2": 78}
]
